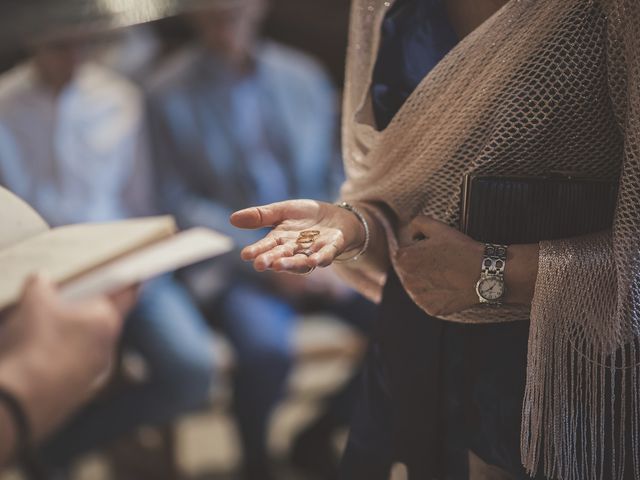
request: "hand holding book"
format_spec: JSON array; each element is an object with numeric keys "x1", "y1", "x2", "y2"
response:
[{"x1": 0, "y1": 187, "x2": 234, "y2": 312}]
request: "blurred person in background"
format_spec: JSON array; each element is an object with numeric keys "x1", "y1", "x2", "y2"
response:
[
  {"x1": 0, "y1": 30, "x2": 216, "y2": 475},
  {"x1": 0, "y1": 277, "x2": 135, "y2": 471},
  {"x1": 146, "y1": 0, "x2": 375, "y2": 478},
  {"x1": 99, "y1": 24, "x2": 163, "y2": 85}
]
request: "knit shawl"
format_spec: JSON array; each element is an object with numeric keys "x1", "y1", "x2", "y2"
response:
[{"x1": 337, "y1": 0, "x2": 640, "y2": 478}]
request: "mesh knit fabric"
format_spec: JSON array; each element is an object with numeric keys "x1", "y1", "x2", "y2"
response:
[{"x1": 336, "y1": 0, "x2": 640, "y2": 478}]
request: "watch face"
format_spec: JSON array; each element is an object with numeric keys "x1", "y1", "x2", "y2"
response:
[{"x1": 477, "y1": 276, "x2": 505, "y2": 301}]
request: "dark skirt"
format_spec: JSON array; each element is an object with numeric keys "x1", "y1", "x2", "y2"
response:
[{"x1": 340, "y1": 270, "x2": 538, "y2": 480}]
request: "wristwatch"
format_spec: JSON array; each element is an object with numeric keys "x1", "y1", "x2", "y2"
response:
[{"x1": 475, "y1": 243, "x2": 507, "y2": 305}]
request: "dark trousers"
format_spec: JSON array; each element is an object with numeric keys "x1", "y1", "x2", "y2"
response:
[{"x1": 340, "y1": 271, "x2": 537, "y2": 480}]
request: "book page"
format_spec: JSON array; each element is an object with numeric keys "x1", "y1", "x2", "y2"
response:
[
  {"x1": 61, "y1": 228, "x2": 234, "y2": 301},
  {"x1": 0, "y1": 216, "x2": 176, "y2": 311},
  {"x1": 0, "y1": 187, "x2": 49, "y2": 250}
]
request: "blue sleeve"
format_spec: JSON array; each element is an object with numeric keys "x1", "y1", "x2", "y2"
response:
[{"x1": 146, "y1": 94, "x2": 265, "y2": 247}]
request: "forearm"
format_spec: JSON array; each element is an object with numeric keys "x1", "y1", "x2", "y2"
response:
[
  {"x1": 504, "y1": 243, "x2": 540, "y2": 305},
  {"x1": 348, "y1": 204, "x2": 391, "y2": 275},
  {"x1": 0, "y1": 355, "x2": 86, "y2": 446},
  {"x1": 331, "y1": 202, "x2": 391, "y2": 302}
]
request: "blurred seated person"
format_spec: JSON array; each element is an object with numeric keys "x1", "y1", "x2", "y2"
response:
[
  {"x1": 99, "y1": 24, "x2": 163, "y2": 85},
  {"x1": 0, "y1": 277, "x2": 135, "y2": 470},
  {"x1": 0, "y1": 31, "x2": 215, "y2": 470},
  {"x1": 146, "y1": 0, "x2": 375, "y2": 478}
]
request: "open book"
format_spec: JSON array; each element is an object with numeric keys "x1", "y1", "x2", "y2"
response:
[{"x1": 0, "y1": 187, "x2": 234, "y2": 311}]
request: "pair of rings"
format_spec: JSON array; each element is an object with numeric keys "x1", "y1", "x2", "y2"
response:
[{"x1": 295, "y1": 230, "x2": 320, "y2": 275}]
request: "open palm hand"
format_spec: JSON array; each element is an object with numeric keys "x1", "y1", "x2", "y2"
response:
[{"x1": 230, "y1": 200, "x2": 364, "y2": 274}]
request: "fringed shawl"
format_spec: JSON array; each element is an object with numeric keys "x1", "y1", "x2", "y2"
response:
[{"x1": 336, "y1": 0, "x2": 640, "y2": 478}]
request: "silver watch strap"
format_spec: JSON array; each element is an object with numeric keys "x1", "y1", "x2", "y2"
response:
[{"x1": 481, "y1": 243, "x2": 507, "y2": 276}]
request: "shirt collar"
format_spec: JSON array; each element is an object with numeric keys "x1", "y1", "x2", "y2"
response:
[
  {"x1": 195, "y1": 44, "x2": 263, "y2": 86},
  {"x1": 23, "y1": 60, "x2": 83, "y2": 102}
]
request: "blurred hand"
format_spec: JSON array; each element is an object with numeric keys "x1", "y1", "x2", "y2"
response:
[
  {"x1": 0, "y1": 275, "x2": 133, "y2": 441},
  {"x1": 231, "y1": 200, "x2": 366, "y2": 274},
  {"x1": 109, "y1": 286, "x2": 140, "y2": 317}
]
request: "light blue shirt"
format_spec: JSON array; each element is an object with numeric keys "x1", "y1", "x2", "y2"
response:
[
  {"x1": 0, "y1": 62, "x2": 153, "y2": 227},
  {"x1": 146, "y1": 43, "x2": 341, "y2": 247},
  {"x1": 230, "y1": 74, "x2": 292, "y2": 206}
]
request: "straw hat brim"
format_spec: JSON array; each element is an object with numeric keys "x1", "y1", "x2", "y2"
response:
[{"x1": 0, "y1": 0, "x2": 249, "y2": 49}]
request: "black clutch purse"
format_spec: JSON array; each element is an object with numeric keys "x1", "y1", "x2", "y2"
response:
[{"x1": 460, "y1": 174, "x2": 618, "y2": 245}]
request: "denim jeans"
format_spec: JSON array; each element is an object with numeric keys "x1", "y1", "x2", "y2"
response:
[
  {"x1": 40, "y1": 275, "x2": 215, "y2": 466},
  {"x1": 215, "y1": 282, "x2": 375, "y2": 468},
  {"x1": 216, "y1": 283, "x2": 296, "y2": 468}
]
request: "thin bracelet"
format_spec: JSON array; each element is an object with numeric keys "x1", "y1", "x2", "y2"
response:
[
  {"x1": 0, "y1": 387, "x2": 30, "y2": 456},
  {"x1": 334, "y1": 202, "x2": 370, "y2": 263},
  {"x1": 0, "y1": 387, "x2": 44, "y2": 476}
]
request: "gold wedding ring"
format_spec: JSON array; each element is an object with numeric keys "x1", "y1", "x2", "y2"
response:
[{"x1": 294, "y1": 230, "x2": 319, "y2": 256}]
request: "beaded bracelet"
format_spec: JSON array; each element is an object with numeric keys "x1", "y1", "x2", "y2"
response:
[{"x1": 334, "y1": 202, "x2": 371, "y2": 263}]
